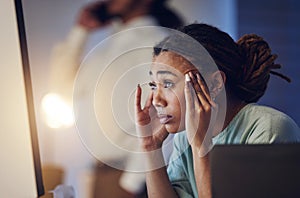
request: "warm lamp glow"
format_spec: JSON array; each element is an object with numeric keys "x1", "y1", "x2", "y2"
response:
[{"x1": 41, "y1": 93, "x2": 74, "y2": 128}]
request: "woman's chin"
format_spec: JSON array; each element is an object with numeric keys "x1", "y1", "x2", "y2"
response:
[{"x1": 165, "y1": 124, "x2": 185, "y2": 134}]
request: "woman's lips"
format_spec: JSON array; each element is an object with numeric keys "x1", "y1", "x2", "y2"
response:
[{"x1": 158, "y1": 114, "x2": 173, "y2": 124}]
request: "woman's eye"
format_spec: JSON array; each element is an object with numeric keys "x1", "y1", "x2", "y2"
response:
[
  {"x1": 149, "y1": 82, "x2": 157, "y2": 90},
  {"x1": 164, "y1": 81, "x2": 174, "y2": 88}
]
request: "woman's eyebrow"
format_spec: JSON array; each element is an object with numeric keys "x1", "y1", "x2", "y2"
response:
[{"x1": 149, "y1": 70, "x2": 178, "y2": 77}]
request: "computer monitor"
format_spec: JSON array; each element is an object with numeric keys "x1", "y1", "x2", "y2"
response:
[
  {"x1": 210, "y1": 144, "x2": 300, "y2": 198},
  {"x1": 0, "y1": 0, "x2": 44, "y2": 197}
]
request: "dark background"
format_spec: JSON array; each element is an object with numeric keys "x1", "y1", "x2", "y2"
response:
[{"x1": 238, "y1": 0, "x2": 300, "y2": 124}]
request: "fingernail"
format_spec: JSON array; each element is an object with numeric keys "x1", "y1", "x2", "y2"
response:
[{"x1": 185, "y1": 74, "x2": 191, "y2": 82}]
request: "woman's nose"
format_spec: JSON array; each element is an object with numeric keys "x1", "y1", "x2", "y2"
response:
[{"x1": 152, "y1": 88, "x2": 167, "y2": 108}]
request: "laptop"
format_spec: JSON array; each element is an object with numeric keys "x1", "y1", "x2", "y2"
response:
[{"x1": 210, "y1": 144, "x2": 300, "y2": 198}]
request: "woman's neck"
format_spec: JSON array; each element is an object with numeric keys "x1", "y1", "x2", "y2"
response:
[
  {"x1": 213, "y1": 94, "x2": 247, "y2": 137},
  {"x1": 224, "y1": 96, "x2": 247, "y2": 130}
]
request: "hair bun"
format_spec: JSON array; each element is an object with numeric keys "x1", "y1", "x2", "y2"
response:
[
  {"x1": 237, "y1": 34, "x2": 277, "y2": 83},
  {"x1": 234, "y1": 34, "x2": 290, "y2": 102}
]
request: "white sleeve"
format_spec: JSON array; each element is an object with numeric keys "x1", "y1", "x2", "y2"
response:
[
  {"x1": 48, "y1": 25, "x2": 89, "y2": 96},
  {"x1": 119, "y1": 171, "x2": 146, "y2": 194},
  {"x1": 119, "y1": 153, "x2": 146, "y2": 194},
  {"x1": 119, "y1": 135, "x2": 174, "y2": 194}
]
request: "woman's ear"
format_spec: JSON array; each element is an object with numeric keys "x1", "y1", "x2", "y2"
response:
[{"x1": 209, "y1": 71, "x2": 226, "y2": 98}]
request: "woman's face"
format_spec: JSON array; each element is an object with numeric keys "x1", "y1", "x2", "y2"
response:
[{"x1": 149, "y1": 51, "x2": 190, "y2": 133}]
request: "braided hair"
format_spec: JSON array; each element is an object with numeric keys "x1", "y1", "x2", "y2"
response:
[{"x1": 154, "y1": 23, "x2": 290, "y2": 103}]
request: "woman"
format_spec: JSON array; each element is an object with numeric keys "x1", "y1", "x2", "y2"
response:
[{"x1": 135, "y1": 23, "x2": 300, "y2": 197}]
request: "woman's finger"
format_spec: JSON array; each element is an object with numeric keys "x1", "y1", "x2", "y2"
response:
[
  {"x1": 144, "y1": 91, "x2": 153, "y2": 110},
  {"x1": 135, "y1": 84, "x2": 142, "y2": 113},
  {"x1": 196, "y1": 73, "x2": 217, "y2": 108},
  {"x1": 188, "y1": 71, "x2": 201, "y2": 94},
  {"x1": 188, "y1": 71, "x2": 206, "y2": 108},
  {"x1": 195, "y1": 73, "x2": 211, "y2": 109},
  {"x1": 185, "y1": 74, "x2": 200, "y2": 145},
  {"x1": 185, "y1": 74, "x2": 195, "y2": 112},
  {"x1": 191, "y1": 71, "x2": 217, "y2": 109},
  {"x1": 196, "y1": 73, "x2": 210, "y2": 100}
]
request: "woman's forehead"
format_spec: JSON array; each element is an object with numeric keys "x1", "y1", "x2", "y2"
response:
[
  {"x1": 150, "y1": 60, "x2": 183, "y2": 77},
  {"x1": 152, "y1": 51, "x2": 198, "y2": 75}
]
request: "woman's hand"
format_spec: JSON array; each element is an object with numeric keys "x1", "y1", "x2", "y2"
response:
[
  {"x1": 184, "y1": 72, "x2": 218, "y2": 157},
  {"x1": 135, "y1": 85, "x2": 169, "y2": 152}
]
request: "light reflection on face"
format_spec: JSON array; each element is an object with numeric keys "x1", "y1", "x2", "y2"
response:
[{"x1": 149, "y1": 51, "x2": 191, "y2": 133}]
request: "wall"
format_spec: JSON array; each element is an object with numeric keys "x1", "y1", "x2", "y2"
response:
[{"x1": 238, "y1": 0, "x2": 300, "y2": 125}]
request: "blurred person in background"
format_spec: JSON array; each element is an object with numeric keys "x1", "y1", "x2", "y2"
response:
[{"x1": 45, "y1": 0, "x2": 184, "y2": 197}]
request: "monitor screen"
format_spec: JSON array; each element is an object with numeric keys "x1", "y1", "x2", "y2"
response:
[
  {"x1": 15, "y1": 0, "x2": 45, "y2": 196},
  {"x1": 0, "y1": 0, "x2": 44, "y2": 197}
]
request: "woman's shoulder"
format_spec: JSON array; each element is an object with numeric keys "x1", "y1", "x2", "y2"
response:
[
  {"x1": 243, "y1": 103, "x2": 297, "y2": 124},
  {"x1": 241, "y1": 103, "x2": 300, "y2": 143}
]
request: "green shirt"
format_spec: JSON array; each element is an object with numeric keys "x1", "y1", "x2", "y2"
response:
[{"x1": 167, "y1": 103, "x2": 300, "y2": 198}]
